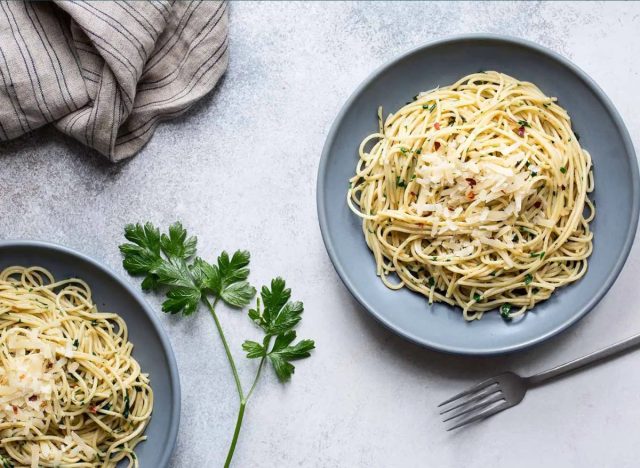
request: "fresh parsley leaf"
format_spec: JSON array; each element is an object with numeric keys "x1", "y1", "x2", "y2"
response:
[
  {"x1": 119, "y1": 222, "x2": 162, "y2": 288},
  {"x1": 120, "y1": 223, "x2": 255, "y2": 314},
  {"x1": 560, "y1": 166, "x2": 567, "y2": 174},
  {"x1": 473, "y1": 293, "x2": 482, "y2": 302},
  {"x1": 140, "y1": 274, "x2": 159, "y2": 291},
  {"x1": 500, "y1": 303, "x2": 512, "y2": 320},
  {"x1": 268, "y1": 299, "x2": 303, "y2": 335},
  {"x1": 268, "y1": 332, "x2": 315, "y2": 382},
  {"x1": 190, "y1": 257, "x2": 218, "y2": 290},
  {"x1": 253, "y1": 278, "x2": 293, "y2": 333},
  {"x1": 396, "y1": 176, "x2": 407, "y2": 188},
  {"x1": 249, "y1": 277, "x2": 303, "y2": 335},
  {"x1": 155, "y1": 259, "x2": 196, "y2": 289},
  {"x1": 162, "y1": 287, "x2": 201, "y2": 315},
  {"x1": 524, "y1": 274, "x2": 533, "y2": 286},
  {"x1": 206, "y1": 251, "x2": 256, "y2": 307},
  {"x1": 120, "y1": 221, "x2": 199, "y2": 299},
  {"x1": 268, "y1": 353, "x2": 295, "y2": 381},
  {"x1": 242, "y1": 340, "x2": 266, "y2": 358},
  {"x1": 218, "y1": 250, "x2": 251, "y2": 284},
  {"x1": 160, "y1": 222, "x2": 197, "y2": 259},
  {"x1": 517, "y1": 120, "x2": 530, "y2": 128},
  {"x1": 245, "y1": 278, "x2": 315, "y2": 381},
  {"x1": 221, "y1": 281, "x2": 256, "y2": 308}
]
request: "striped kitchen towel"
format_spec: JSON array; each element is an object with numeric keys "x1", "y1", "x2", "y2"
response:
[{"x1": 0, "y1": 1, "x2": 228, "y2": 161}]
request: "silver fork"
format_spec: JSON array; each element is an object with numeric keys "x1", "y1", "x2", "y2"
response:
[{"x1": 438, "y1": 332, "x2": 640, "y2": 430}]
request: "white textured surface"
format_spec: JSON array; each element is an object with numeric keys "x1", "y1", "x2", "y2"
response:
[{"x1": 2, "y1": 2, "x2": 640, "y2": 467}]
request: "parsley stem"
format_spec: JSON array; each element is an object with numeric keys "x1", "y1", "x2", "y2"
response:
[
  {"x1": 202, "y1": 295, "x2": 244, "y2": 401},
  {"x1": 204, "y1": 295, "x2": 247, "y2": 466},
  {"x1": 246, "y1": 336, "x2": 270, "y2": 401},
  {"x1": 224, "y1": 400, "x2": 246, "y2": 468},
  {"x1": 246, "y1": 356, "x2": 266, "y2": 401}
]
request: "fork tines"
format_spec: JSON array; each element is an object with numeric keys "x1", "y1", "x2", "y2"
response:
[{"x1": 438, "y1": 378, "x2": 508, "y2": 430}]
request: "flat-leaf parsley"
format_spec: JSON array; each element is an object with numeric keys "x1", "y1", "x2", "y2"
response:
[{"x1": 120, "y1": 222, "x2": 315, "y2": 467}]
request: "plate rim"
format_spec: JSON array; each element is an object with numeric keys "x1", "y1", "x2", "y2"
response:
[
  {"x1": 0, "y1": 239, "x2": 181, "y2": 465},
  {"x1": 316, "y1": 33, "x2": 640, "y2": 355}
]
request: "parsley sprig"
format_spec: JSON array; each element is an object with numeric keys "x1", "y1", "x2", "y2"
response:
[
  {"x1": 243, "y1": 279, "x2": 315, "y2": 382},
  {"x1": 119, "y1": 222, "x2": 315, "y2": 466}
]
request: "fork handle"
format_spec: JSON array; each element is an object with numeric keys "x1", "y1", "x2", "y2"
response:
[{"x1": 527, "y1": 332, "x2": 640, "y2": 386}]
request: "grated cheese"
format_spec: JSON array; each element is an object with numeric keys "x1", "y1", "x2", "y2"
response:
[
  {"x1": 412, "y1": 145, "x2": 536, "y2": 231},
  {"x1": 0, "y1": 331, "x2": 77, "y2": 446}
]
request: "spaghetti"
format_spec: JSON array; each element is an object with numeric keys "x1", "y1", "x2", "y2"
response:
[
  {"x1": 0, "y1": 266, "x2": 152, "y2": 467},
  {"x1": 348, "y1": 71, "x2": 594, "y2": 320}
]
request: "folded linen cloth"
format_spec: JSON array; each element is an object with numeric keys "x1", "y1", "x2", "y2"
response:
[{"x1": 0, "y1": 1, "x2": 228, "y2": 161}]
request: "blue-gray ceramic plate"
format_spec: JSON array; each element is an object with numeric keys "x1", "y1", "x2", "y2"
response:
[
  {"x1": 317, "y1": 35, "x2": 639, "y2": 355},
  {"x1": 0, "y1": 241, "x2": 180, "y2": 466}
]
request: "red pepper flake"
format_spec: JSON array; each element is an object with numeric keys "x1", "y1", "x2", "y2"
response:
[
  {"x1": 89, "y1": 406, "x2": 97, "y2": 414},
  {"x1": 434, "y1": 122, "x2": 441, "y2": 130},
  {"x1": 29, "y1": 395, "x2": 38, "y2": 402},
  {"x1": 517, "y1": 126, "x2": 525, "y2": 137},
  {"x1": 12, "y1": 405, "x2": 18, "y2": 415},
  {"x1": 434, "y1": 141, "x2": 441, "y2": 150},
  {"x1": 465, "y1": 178, "x2": 477, "y2": 186},
  {"x1": 534, "y1": 201, "x2": 542, "y2": 208},
  {"x1": 410, "y1": 192, "x2": 416, "y2": 197},
  {"x1": 466, "y1": 191, "x2": 475, "y2": 200}
]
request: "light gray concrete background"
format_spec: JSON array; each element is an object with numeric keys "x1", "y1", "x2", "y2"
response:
[{"x1": 2, "y1": 2, "x2": 640, "y2": 467}]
